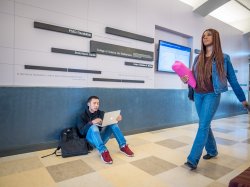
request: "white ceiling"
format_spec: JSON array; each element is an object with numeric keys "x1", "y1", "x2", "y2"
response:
[{"x1": 178, "y1": 0, "x2": 250, "y2": 35}]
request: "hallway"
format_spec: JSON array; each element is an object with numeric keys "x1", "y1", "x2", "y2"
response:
[{"x1": 0, "y1": 114, "x2": 250, "y2": 187}]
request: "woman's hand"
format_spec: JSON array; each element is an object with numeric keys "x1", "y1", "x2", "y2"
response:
[
  {"x1": 181, "y1": 75, "x2": 189, "y2": 84},
  {"x1": 242, "y1": 101, "x2": 249, "y2": 110},
  {"x1": 116, "y1": 114, "x2": 122, "y2": 122}
]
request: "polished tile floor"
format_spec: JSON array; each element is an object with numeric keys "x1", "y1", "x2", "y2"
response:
[{"x1": 0, "y1": 114, "x2": 250, "y2": 187}]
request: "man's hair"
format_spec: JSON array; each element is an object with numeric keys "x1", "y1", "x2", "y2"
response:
[{"x1": 87, "y1": 96, "x2": 99, "y2": 103}]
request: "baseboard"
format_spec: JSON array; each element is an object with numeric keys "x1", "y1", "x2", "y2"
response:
[
  {"x1": 0, "y1": 141, "x2": 58, "y2": 157},
  {"x1": 0, "y1": 112, "x2": 247, "y2": 157}
]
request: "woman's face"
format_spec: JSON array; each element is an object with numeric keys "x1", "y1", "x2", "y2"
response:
[{"x1": 202, "y1": 30, "x2": 213, "y2": 47}]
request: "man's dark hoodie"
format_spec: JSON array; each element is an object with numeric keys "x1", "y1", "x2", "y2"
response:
[{"x1": 77, "y1": 108, "x2": 104, "y2": 137}]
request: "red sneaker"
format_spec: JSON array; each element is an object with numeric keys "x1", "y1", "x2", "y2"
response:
[
  {"x1": 101, "y1": 150, "x2": 113, "y2": 164},
  {"x1": 120, "y1": 144, "x2": 134, "y2": 157}
]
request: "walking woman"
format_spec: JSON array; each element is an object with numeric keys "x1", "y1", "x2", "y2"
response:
[{"x1": 181, "y1": 28, "x2": 248, "y2": 170}]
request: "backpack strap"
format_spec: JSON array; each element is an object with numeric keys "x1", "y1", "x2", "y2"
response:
[
  {"x1": 41, "y1": 146, "x2": 61, "y2": 158},
  {"x1": 55, "y1": 147, "x2": 62, "y2": 157}
]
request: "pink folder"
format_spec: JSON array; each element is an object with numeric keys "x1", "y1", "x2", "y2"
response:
[{"x1": 172, "y1": 61, "x2": 196, "y2": 88}]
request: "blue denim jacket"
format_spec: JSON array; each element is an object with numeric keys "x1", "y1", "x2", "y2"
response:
[{"x1": 193, "y1": 54, "x2": 246, "y2": 102}]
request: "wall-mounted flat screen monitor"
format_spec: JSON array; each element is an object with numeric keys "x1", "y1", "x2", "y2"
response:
[{"x1": 157, "y1": 40, "x2": 191, "y2": 73}]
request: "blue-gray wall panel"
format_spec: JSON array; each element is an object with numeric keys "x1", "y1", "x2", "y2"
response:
[{"x1": 0, "y1": 87, "x2": 247, "y2": 157}]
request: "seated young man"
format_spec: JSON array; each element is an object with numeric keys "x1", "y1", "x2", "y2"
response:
[{"x1": 77, "y1": 96, "x2": 134, "y2": 164}]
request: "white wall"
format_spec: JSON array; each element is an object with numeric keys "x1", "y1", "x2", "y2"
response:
[
  {"x1": 0, "y1": 0, "x2": 249, "y2": 89},
  {"x1": 154, "y1": 26, "x2": 193, "y2": 89}
]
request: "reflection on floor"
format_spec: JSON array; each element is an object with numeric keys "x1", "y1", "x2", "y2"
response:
[{"x1": 0, "y1": 114, "x2": 250, "y2": 187}]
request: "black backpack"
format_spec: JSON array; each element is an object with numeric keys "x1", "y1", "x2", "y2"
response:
[{"x1": 42, "y1": 127, "x2": 89, "y2": 158}]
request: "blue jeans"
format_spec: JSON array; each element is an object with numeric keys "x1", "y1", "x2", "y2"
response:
[
  {"x1": 86, "y1": 124, "x2": 126, "y2": 154},
  {"x1": 187, "y1": 92, "x2": 221, "y2": 167}
]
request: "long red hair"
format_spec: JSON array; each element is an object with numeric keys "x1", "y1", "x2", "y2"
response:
[{"x1": 196, "y1": 29, "x2": 226, "y2": 90}]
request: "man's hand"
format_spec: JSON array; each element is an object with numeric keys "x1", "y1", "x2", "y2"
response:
[
  {"x1": 116, "y1": 115, "x2": 122, "y2": 122},
  {"x1": 92, "y1": 118, "x2": 102, "y2": 125},
  {"x1": 181, "y1": 75, "x2": 189, "y2": 84}
]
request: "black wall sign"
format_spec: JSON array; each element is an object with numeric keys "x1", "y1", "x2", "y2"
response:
[
  {"x1": 25, "y1": 65, "x2": 101, "y2": 74},
  {"x1": 125, "y1": 62, "x2": 153, "y2": 68},
  {"x1": 90, "y1": 40, "x2": 154, "y2": 61},
  {"x1": 34, "y1": 21, "x2": 92, "y2": 38},
  {"x1": 25, "y1": 65, "x2": 67, "y2": 72},
  {"x1": 106, "y1": 27, "x2": 154, "y2": 43},
  {"x1": 51, "y1": 48, "x2": 96, "y2": 57},
  {"x1": 68, "y1": 68, "x2": 101, "y2": 74},
  {"x1": 93, "y1": 78, "x2": 144, "y2": 83}
]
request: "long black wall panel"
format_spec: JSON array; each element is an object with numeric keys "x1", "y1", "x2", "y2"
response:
[
  {"x1": 0, "y1": 87, "x2": 247, "y2": 157},
  {"x1": 105, "y1": 27, "x2": 154, "y2": 43},
  {"x1": 51, "y1": 47, "x2": 96, "y2": 57},
  {"x1": 34, "y1": 21, "x2": 92, "y2": 38}
]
